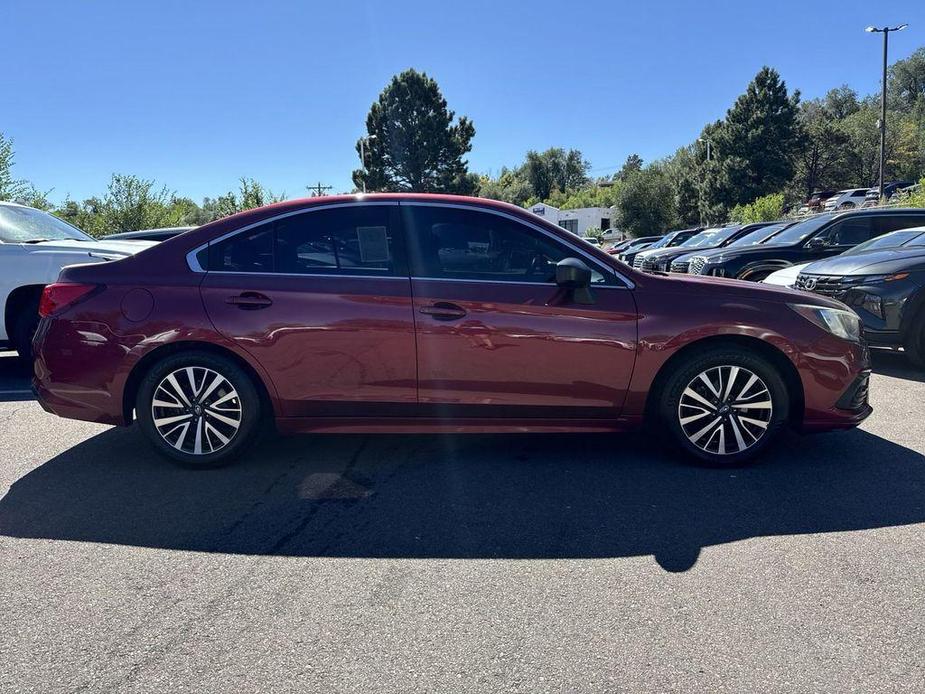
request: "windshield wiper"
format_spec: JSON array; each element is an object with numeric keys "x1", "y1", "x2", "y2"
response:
[{"x1": 22, "y1": 238, "x2": 53, "y2": 244}]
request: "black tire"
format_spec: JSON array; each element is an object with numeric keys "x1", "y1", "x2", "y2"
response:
[
  {"x1": 660, "y1": 346, "x2": 789, "y2": 466},
  {"x1": 736, "y1": 267, "x2": 773, "y2": 282},
  {"x1": 136, "y1": 351, "x2": 262, "y2": 468},
  {"x1": 903, "y1": 318, "x2": 925, "y2": 369},
  {"x1": 12, "y1": 306, "x2": 40, "y2": 364}
]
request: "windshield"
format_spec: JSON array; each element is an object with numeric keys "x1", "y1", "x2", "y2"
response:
[
  {"x1": 0, "y1": 205, "x2": 93, "y2": 243},
  {"x1": 680, "y1": 226, "x2": 741, "y2": 249},
  {"x1": 727, "y1": 223, "x2": 787, "y2": 247},
  {"x1": 842, "y1": 229, "x2": 925, "y2": 255},
  {"x1": 647, "y1": 233, "x2": 677, "y2": 250},
  {"x1": 764, "y1": 214, "x2": 835, "y2": 246}
]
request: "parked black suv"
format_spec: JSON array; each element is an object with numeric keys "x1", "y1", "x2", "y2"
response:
[
  {"x1": 634, "y1": 222, "x2": 785, "y2": 273},
  {"x1": 686, "y1": 208, "x2": 925, "y2": 282},
  {"x1": 794, "y1": 226, "x2": 925, "y2": 366},
  {"x1": 672, "y1": 221, "x2": 794, "y2": 273},
  {"x1": 620, "y1": 227, "x2": 700, "y2": 267}
]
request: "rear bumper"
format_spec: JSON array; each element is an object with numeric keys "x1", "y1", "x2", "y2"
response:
[{"x1": 31, "y1": 316, "x2": 130, "y2": 426}]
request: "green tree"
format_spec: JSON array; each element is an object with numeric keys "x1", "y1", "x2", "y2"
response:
[
  {"x1": 617, "y1": 153, "x2": 643, "y2": 180},
  {"x1": 792, "y1": 99, "x2": 851, "y2": 198},
  {"x1": 522, "y1": 148, "x2": 589, "y2": 200},
  {"x1": 353, "y1": 69, "x2": 476, "y2": 194},
  {"x1": 888, "y1": 47, "x2": 925, "y2": 113},
  {"x1": 477, "y1": 167, "x2": 533, "y2": 206},
  {"x1": 729, "y1": 193, "x2": 785, "y2": 223},
  {"x1": 706, "y1": 67, "x2": 801, "y2": 215},
  {"x1": 614, "y1": 165, "x2": 678, "y2": 237},
  {"x1": 200, "y1": 178, "x2": 283, "y2": 222},
  {"x1": 0, "y1": 132, "x2": 29, "y2": 202}
]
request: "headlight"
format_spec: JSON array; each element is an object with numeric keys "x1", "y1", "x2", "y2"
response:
[
  {"x1": 789, "y1": 303, "x2": 862, "y2": 342},
  {"x1": 858, "y1": 293, "x2": 884, "y2": 319},
  {"x1": 861, "y1": 272, "x2": 910, "y2": 284},
  {"x1": 706, "y1": 255, "x2": 726, "y2": 265}
]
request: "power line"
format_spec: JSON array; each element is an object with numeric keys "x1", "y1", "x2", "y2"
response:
[{"x1": 306, "y1": 181, "x2": 333, "y2": 196}]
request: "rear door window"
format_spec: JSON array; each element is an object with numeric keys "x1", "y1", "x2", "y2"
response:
[{"x1": 208, "y1": 205, "x2": 404, "y2": 276}]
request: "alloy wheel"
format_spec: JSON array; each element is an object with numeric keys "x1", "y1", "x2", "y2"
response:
[
  {"x1": 151, "y1": 366, "x2": 243, "y2": 455},
  {"x1": 677, "y1": 365, "x2": 773, "y2": 456}
]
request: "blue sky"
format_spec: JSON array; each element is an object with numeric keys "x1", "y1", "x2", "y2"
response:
[{"x1": 2, "y1": 0, "x2": 923, "y2": 203}]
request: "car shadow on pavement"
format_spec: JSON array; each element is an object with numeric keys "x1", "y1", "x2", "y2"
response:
[
  {"x1": 870, "y1": 349, "x2": 925, "y2": 383},
  {"x1": 0, "y1": 352, "x2": 32, "y2": 402},
  {"x1": 1, "y1": 425, "x2": 923, "y2": 572}
]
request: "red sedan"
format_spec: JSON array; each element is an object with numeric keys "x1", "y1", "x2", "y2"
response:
[{"x1": 32, "y1": 194, "x2": 871, "y2": 467}]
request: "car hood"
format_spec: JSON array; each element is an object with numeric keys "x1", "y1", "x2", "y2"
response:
[
  {"x1": 18, "y1": 238, "x2": 157, "y2": 258},
  {"x1": 802, "y1": 247, "x2": 925, "y2": 275}
]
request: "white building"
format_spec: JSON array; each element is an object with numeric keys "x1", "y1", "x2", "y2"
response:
[{"x1": 527, "y1": 203, "x2": 621, "y2": 239}]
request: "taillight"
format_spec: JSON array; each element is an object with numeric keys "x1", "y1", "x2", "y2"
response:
[{"x1": 38, "y1": 283, "x2": 100, "y2": 318}]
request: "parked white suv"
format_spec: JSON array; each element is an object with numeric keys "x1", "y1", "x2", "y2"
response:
[
  {"x1": 822, "y1": 188, "x2": 869, "y2": 211},
  {"x1": 0, "y1": 201, "x2": 154, "y2": 358}
]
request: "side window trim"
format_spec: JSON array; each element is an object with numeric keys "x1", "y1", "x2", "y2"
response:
[{"x1": 399, "y1": 201, "x2": 633, "y2": 289}]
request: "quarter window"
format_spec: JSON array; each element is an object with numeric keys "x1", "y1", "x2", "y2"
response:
[
  {"x1": 404, "y1": 205, "x2": 608, "y2": 284},
  {"x1": 876, "y1": 215, "x2": 925, "y2": 236}
]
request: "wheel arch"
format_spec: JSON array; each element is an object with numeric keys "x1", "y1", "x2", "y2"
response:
[
  {"x1": 644, "y1": 334, "x2": 805, "y2": 428},
  {"x1": 736, "y1": 260, "x2": 792, "y2": 282},
  {"x1": 4, "y1": 284, "x2": 45, "y2": 341},
  {"x1": 121, "y1": 340, "x2": 277, "y2": 426}
]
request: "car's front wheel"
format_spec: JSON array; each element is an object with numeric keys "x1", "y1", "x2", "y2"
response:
[
  {"x1": 136, "y1": 351, "x2": 262, "y2": 468},
  {"x1": 661, "y1": 347, "x2": 789, "y2": 466}
]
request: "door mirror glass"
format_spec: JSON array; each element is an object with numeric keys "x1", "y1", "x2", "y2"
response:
[{"x1": 806, "y1": 236, "x2": 828, "y2": 250}]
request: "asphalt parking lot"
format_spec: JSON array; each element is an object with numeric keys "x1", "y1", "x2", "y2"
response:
[{"x1": 1, "y1": 350, "x2": 923, "y2": 692}]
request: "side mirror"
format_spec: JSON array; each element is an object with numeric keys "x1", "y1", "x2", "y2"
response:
[
  {"x1": 806, "y1": 236, "x2": 828, "y2": 249},
  {"x1": 556, "y1": 257, "x2": 592, "y2": 288},
  {"x1": 555, "y1": 258, "x2": 594, "y2": 305}
]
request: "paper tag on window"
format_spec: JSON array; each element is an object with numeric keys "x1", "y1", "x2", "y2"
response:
[{"x1": 357, "y1": 226, "x2": 390, "y2": 263}]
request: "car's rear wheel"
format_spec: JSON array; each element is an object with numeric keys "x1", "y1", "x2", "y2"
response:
[
  {"x1": 660, "y1": 347, "x2": 789, "y2": 466},
  {"x1": 136, "y1": 351, "x2": 261, "y2": 468},
  {"x1": 12, "y1": 306, "x2": 39, "y2": 363}
]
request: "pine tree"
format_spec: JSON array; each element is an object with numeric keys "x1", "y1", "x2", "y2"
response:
[{"x1": 353, "y1": 69, "x2": 476, "y2": 194}]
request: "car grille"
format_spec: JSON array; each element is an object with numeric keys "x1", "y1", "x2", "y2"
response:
[
  {"x1": 633, "y1": 255, "x2": 645, "y2": 270},
  {"x1": 689, "y1": 256, "x2": 708, "y2": 275},
  {"x1": 793, "y1": 273, "x2": 858, "y2": 299},
  {"x1": 640, "y1": 256, "x2": 660, "y2": 272},
  {"x1": 670, "y1": 259, "x2": 690, "y2": 273}
]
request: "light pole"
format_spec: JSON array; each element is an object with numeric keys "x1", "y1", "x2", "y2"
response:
[
  {"x1": 865, "y1": 23, "x2": 907, "y2": 201},
  {"x1": 359, "y1": 134, "x2": 377, "y2": 194},
  {"x1": 698, "y1": 137, "x2": 712, "y2": 162},
  {"x1": 697, "y1": 138, "x2": 713, "y2": 225}
]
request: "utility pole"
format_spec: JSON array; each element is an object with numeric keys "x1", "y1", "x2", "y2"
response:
[
  {"x1": 306, "y1": 182, "x2": 332, "y2": 197},
  {"x1": 359, "y1": 135, "x2": 377, "y2": 194},
  {"x1": 697, "y1": 138, "x2": 713, "y2": 226},
  {"x1": 865, "y1": 23, "x2": 908, "y2": 200}
]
